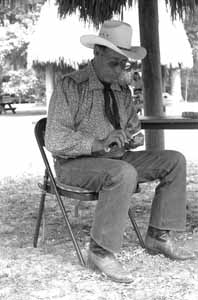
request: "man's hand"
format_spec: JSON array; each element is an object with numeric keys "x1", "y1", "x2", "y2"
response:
[
  {"x1": 92, "y1": 129, "x2": 128, "y2": 153},
  {"x1": 126, "y1": 132, "x2": 144, "y2": 149}
]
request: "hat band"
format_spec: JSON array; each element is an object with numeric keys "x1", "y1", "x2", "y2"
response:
[{"x1": 118, "y1": 46, "x2": 131, "y2": 51}]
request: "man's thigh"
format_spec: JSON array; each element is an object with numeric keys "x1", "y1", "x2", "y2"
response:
[
  {"x1": 122, "y1": 149, "x2": 184, "y2": 183},
  {"x1": 54, "y1": 156, "x2": 133, "y2": 192}
]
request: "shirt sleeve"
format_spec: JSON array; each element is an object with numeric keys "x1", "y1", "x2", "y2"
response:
[
  {"x1": 123, "y1": 86, "x2": 141, "y2": 136},
  {"x1": 45, "y1": 77, "x2": 95, "y2": 158}
]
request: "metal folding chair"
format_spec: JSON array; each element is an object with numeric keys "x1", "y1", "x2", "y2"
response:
[{"x1": 33, "y1": 117, "x2": 145, "y2": 266}]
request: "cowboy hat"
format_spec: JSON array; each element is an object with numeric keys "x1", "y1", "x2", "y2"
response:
[{"x1": 80, "y1": 20, "x2": 147, "y2": 60}]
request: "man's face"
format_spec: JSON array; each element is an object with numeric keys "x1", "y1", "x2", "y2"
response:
[{"x1": 94, "y1": 47, "x2": 131, "y2": 83}]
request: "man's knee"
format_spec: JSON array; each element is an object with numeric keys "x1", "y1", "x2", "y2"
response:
[
  {"x1": 167, "y1": 150, "x2": 186, "y2": 168},
  {"x1": 159, "y1": 150, "x2": 186, "y2": 181},
  {"x1": 104, "y1": 161, "x2": 137, "y2": 189}
]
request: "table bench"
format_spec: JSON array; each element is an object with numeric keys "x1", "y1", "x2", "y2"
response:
[{"x1": 0, "y1": 95, "x2": 16, "y2": 114}]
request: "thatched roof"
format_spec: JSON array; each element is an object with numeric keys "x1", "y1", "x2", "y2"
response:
[
  {"x1": 1, "y1": 0, "x2": 197, "y2": 20},
  {"x1": 158, "y1": 1, "x2": 193, "y2": 68},
  {"x1": 27, "y1": 0, "x2": 193, "y2": 68},
  {"x1": 27, "y1": 0, "x2": 97, "y2": 68},
  {"x1": 118, "y1": 1, "x2": 193, "y2": 68},
  {"x1": 56, "y1": 0, "x2": 198, "y2": 25}
]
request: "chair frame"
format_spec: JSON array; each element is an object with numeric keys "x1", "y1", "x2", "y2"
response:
[{"x1": 34, "y1": 117, "x2": 145, "y2": 267}]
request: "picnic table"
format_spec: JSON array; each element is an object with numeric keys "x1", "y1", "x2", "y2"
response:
[
  {"x1": 140, "y1": 115, "x2": 198, "y2": 130},
  {"x1": 0, "y1": 94, "x2": 16, "y2": 114}
]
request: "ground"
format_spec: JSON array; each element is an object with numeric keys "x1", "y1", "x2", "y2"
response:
[{"x1": 1, "y1": 103, "x2": 198, "y2": 300}]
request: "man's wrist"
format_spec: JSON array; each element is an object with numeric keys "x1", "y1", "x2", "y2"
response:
[{"x1": 91, "y1": 139, "x2": 104, "y2": 153}]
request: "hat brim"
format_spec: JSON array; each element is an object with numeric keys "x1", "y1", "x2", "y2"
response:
[{"x1": 80, "y1": 35, "x2": 147, "y2": 60}]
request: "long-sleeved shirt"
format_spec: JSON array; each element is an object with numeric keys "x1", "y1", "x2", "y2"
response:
[{"x1": 45, "y1": 61, "x2": 141, "y2": 159}]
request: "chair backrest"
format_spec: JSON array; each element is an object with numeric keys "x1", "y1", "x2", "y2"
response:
[
  {"x1": 34, "y1": 117, "x2": 54, "y2": 173},
  {"x1": 34, "y1": 117, "x2": 55, "y2": 184},
  {"x1": 34, "y1": 117, "x2": 46, "y2": 149}
]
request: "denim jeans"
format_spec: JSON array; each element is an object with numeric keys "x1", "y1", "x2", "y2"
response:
[{"x1": 54, "y1": 150, "x2": 186, "y2": 253}]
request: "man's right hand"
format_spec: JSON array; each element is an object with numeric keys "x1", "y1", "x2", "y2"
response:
[{"x1": 92, "y1": 129, "x2": 128, "y2": 153}]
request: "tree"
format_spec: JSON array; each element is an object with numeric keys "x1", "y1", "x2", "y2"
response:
[
  {"x1": 0, "y1": 1, "x2": 43, "y2": 70},
  {"x1": 0, "y1": 1, "x2": 45, "y2": 102},
  {"x1": 0, "y1": 0, "x2": 45, "y2": 25}
]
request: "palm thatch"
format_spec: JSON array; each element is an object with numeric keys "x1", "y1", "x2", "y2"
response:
[
  {"x1": 27, "y1": 0, "x2": 97, "y2": 68},
  {"x1": 165, "y1": 0, "x2": 198, "y2": 19},
  {"x1": 56, "y1": 0, "x2": 198, "y2": 25},
  {"x1": 56, "y1": 0, "x2": 134, "y2": 25}
]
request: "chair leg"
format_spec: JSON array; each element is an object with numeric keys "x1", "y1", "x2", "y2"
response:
[
  {"x1": 54, "y1": 191, "x2": 86, "y2": 267},
  {"x1": 33, "y1": 170, "x2": 48, "y2": 248},
  {"x1": 33, "y1": 190, "x2": 46, "y2": 247},
  {"x1": 74, "y1": 200, "x2": 81, "y2": 217},
  {"x1": 128, "y1": 207, "x2": 146, "y2": 249}
]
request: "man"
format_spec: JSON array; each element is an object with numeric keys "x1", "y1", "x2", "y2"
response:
[{"x1": 45, "y1": 20, "x2": 195, "y2": 283}]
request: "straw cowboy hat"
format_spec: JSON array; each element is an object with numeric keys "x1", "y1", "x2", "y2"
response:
[{"x1": 80, "y1": 20, "x2": 147, "y2": 60}]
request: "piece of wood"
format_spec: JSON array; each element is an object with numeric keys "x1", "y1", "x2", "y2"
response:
[{"x1": 138, "y1": 0, "x2": 165, "y2": 150}]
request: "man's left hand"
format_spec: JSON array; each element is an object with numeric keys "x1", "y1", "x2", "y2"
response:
[{"x1": 125, "y1": 132, "x2": 144, "y2": 149}]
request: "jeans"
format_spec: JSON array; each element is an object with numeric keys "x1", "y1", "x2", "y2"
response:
[{"x1": 54, "y1": 150, "x2": 186, "y2": 253}]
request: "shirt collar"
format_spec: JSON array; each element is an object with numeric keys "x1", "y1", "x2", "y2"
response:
[{"x1": 88, "y1": 61, "x2": 121, "y2": 92}]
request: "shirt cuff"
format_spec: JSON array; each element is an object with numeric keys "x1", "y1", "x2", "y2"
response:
[{"x1": 82, "y1": 136, "x2": 95, "y2": 155}]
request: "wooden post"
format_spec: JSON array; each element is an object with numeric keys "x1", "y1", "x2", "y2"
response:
[{"x1": 138, "y1": 0, "x2": 165, "y2": 150}]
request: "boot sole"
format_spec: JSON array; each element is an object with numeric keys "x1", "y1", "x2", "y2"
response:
[
  {"x1": 146, "y1": 246, "x2": 163, "y2": 256},
  {"x1": 146, "y1": 245, "x2": 195, "y2": 260},
  {"x1": 87, "y1": 257, "x2": 133, "y2": 284}
]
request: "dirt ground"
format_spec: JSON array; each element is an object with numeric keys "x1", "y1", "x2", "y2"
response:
[{"x1": 1, "y1": 105, "x2": 198, "y2": 300}]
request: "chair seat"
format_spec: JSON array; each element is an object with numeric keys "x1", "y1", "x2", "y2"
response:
[
  {"x1": 56, "y1": 180, "x2": 95, "y2": 194},
  {"x1": 38, "y1": 178, "x2": 98, "y2": 201},
  {"x1": 39, "y1": 179, "x2": 140, "y2": 198}
]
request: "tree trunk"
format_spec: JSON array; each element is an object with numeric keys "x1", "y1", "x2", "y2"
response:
[{"x1": 138, "y1": 0, "x2": 165, "y2": 150}]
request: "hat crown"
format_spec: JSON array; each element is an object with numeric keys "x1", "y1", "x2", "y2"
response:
[
  {"x1": 99, "y1": 20, "x2": 132, "y2": 50},
  {"x1": 80, "y1": 20, "x2": 147, "y2": 60}
]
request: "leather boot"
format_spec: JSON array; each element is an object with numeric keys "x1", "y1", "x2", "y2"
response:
[
  {"x1": 87, "y1": 238, "x2": 133, "y2": 283},
  {"x1": 145, "y1": 226, "x2": 195, "y2": 260}
]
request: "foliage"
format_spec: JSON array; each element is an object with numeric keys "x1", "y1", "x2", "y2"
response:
[
  {"x1": 0, "y1": 2, "x2": 46, "y2": 103},
  {"x1": 0, "y1": 2, "x2": 42, "y2": 70},
  {"x1": 0, "y1": 1, "x2": 45, "y2": 25},
  {"x1": 2, "y1": 68, "x2": 45, "y2": 103}
]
